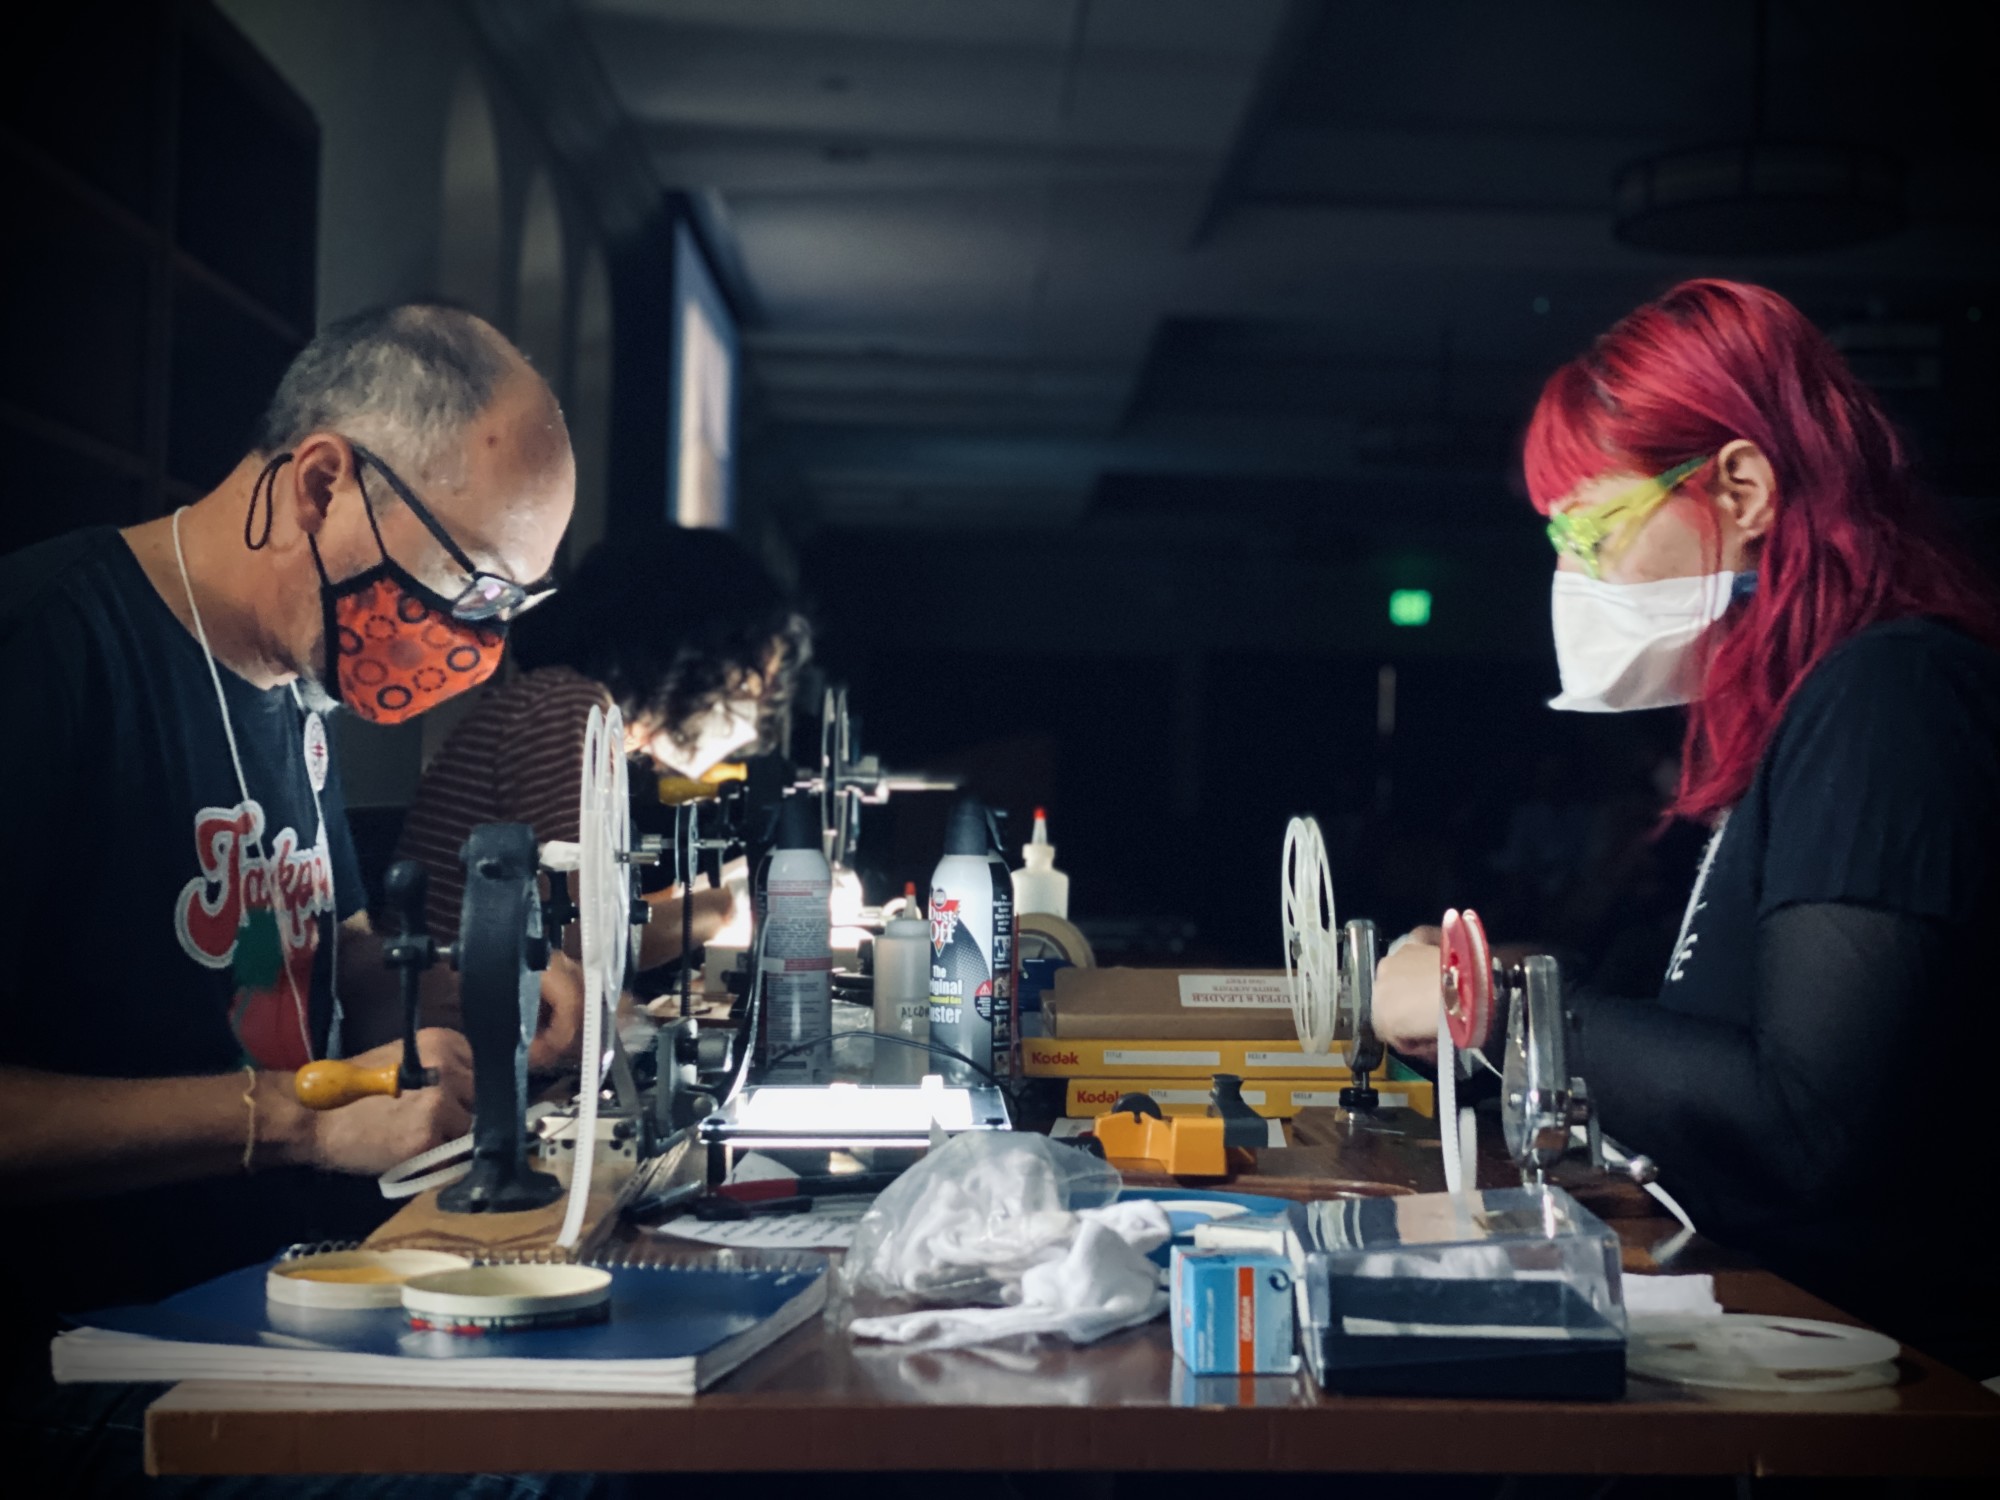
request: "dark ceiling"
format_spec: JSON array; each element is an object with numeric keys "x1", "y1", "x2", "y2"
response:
[
  {"x1": 555, "y1": 1, "x2": 1996, "y2": 947},
  {"x1": 573, "y1": 0, "x2": 1997, "y2": 554}
]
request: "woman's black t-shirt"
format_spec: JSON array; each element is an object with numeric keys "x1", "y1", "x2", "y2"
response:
[{"x1": 1571, "y1": 616, "x2": 2000, "y2": 1376}]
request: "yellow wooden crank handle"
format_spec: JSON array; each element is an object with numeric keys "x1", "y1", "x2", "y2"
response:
[{"x1": 293, "y1": 1059, "x2": 404, "y2": 1111}]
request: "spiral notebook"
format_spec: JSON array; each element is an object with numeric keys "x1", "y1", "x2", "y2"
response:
[{"x1": 52, "y1": 1248, "x2": 828, "y2": 1397}]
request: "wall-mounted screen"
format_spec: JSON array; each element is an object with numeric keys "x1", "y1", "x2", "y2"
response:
[{"x1": 667, "y1": 219, "x2": 737, "y2": 530}]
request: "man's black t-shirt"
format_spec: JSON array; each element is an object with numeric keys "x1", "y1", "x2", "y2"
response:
[
  {"x1": 1571, "y1": 617, "x2": 2000, "y2": 1375},
  {"x1": 0, "y1": 528, "x2": 387, "y2": 1326}
]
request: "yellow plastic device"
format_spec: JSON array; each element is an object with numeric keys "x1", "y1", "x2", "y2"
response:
[{"x1": 1090, "y1": 1108, "x2": 1227, "y2": 1177}]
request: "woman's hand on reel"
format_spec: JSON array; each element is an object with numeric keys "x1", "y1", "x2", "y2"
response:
[{"x1": 1372, "y1": 927, "x2": 1444, "y2": 1061}]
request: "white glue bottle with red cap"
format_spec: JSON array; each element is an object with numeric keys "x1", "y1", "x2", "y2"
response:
[
  {"x1": 763, "y1": 791, "x2": 832, "y2": 1083},
  {"x1": 1011, "y1": 807, "x2": 1070, "y2": 919}
]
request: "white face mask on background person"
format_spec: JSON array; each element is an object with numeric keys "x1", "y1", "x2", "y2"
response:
[
  {"x1": 1548, "y1": 570, "x2": 1751, "y2": 713},
  {"x1": 631, "y1": 695, "x2": 763, "y2": 780}
]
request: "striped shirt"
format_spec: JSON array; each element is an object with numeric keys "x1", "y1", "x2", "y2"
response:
[{"x1": 395, "y1": 665, "x2": 614, "y2": 944}]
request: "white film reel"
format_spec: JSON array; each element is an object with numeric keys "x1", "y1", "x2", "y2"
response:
[
  {"x1": 556, "y1": 703, "x2": 631, "y2": 1250},
  {"x1": 1280, "y1": 815, "x2": 1470, "y2": 1195},
  {"x1": 1628, "y1": 1314, "x2": 1901, "y2": 1393},
  {"x1": 1281, "y1": 816, "x2": 1338, "y2": 1057}
]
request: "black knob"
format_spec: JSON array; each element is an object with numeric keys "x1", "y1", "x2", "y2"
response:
[
  {"x1": 673, "y1": 1021, "x2": 702, "y2": 1066},
  {"x1": 384, "y1": 860, "x2": 429, "y2": 935},
  {"x1": 381, "y1": 862, "x2": 436, "y2": 972},
  {"x1": 544, "y1": 882, "x2": 578, "y2": 931}
]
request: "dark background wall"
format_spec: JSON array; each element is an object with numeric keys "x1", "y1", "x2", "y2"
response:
[
  {"x1": 6, "y1": 0, "x2": 1994, "y2": 985},
  {"x1": 0, "y1": 0, "x2": 316, "y2": 553}
]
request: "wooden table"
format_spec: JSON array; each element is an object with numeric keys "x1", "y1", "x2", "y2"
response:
[{"x1": 144, "y1": 1110, "x2": 2000, "y2": 1478}]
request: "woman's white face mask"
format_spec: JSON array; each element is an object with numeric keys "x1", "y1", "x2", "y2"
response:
[
  {"x1": 647, "y1": 697, "x2": 762, "y2": 780},
  {"x1": 1548, "y1": 571, "x2": 1747, "y2": 713}
]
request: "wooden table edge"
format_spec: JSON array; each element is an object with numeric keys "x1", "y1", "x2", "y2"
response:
[{"x1": 145, "y1": 1373, "x2": 2000, "y2": 1478}]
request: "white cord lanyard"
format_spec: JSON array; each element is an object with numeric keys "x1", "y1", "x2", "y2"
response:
[
  {"x1": 1665, "y1": 810, "x2": 1730, "y2": 987},
  {"x1": 170, "y1": 509, "x2": 341, "y2": 1062}
]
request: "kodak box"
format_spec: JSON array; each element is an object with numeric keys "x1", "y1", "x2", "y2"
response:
[
  {"x1": 1022, "y1": 1036, "x2": 1352, "y2": 1078},
  {"x1": 1064, "y1": 1076, "x2": 1436, "y2": 1120},
  {"x1": 1044, "y1": 967, "x2": 1300, "y2": 1041},
  {"x1": 1170, "y1": 1246, "x2": 1298, "y2": 1375}
]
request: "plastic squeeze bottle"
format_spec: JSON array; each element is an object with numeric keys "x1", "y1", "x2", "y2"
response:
[
  {"x1": 871, "y1": 883, "x2": 932, "y2": 1085},
  {"x1": 1010, "y1": 807, "x2": 1070, "y2": 919},
  {"x1": 762, "y1": 791, "x2": 832, "y2": 1082}
]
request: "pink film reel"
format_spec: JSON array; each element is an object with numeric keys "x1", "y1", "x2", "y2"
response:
[{"x1": 1439, "y1": 907, "x2": 1493, "y2": 1050}]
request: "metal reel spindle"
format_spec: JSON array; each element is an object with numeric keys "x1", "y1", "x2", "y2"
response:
[
  {"x1": 1501, "y1": 953, "x2": 1571, "y2": 1183},
  {"x1": 1337, "y1": 918, "x2": 1382, "y2": 1111}
]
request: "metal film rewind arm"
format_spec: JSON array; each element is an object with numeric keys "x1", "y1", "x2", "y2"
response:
[{"x1": 439, "y1": 822, "x2": 563, "y2": 1213}]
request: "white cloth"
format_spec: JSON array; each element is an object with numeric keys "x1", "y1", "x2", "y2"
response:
[
  {"x1": 849, "y1": 1202, "x2": 1171, "y2": 1350},
  {"x1": 1624, "y1": 1273, "x2": 1723, "y2": 1320}
]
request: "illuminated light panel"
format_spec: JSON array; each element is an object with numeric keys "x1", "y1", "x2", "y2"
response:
[{"x1": 731, "y1": 1079, "x2": 979, "y2": 1133}]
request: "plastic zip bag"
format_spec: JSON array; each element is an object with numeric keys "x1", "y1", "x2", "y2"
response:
[{"x1": 841, "y1": 1132, "x2": 1121, "y2": 1309}]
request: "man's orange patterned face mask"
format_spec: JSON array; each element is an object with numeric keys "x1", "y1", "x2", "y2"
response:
[
  {"x1": 321, "y1": 573, "x2": 505, "y2": 724},
  {"x1": 258, "y1": 452, "x2": 511, "y2": 725}
]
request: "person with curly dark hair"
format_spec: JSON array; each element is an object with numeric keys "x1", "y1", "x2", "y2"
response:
[{"x1": 395, "y1": 524, "x2": 810, "y2": 975}]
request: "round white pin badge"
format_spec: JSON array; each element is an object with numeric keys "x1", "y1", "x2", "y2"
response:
[{"x1": 303, "y1": 711, "x2": 329, "y2": 793}]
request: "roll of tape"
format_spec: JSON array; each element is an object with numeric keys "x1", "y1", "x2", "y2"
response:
[{"x1": 1019, "y1": 912, "x2": 1095, "y2": 968}]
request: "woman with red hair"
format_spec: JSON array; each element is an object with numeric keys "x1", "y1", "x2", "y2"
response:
[{"x1": 1374, "y1": 279, "x2": 2000, "y2": 1378}]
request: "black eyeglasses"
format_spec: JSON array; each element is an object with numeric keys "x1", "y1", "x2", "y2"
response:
[{"x1": 349, "y1": 441, "x2": 558, "y2": 623}]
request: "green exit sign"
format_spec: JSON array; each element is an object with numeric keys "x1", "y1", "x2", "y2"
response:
[{"x1": 1388, "y1": 589, "x2": 1432, "y2": 627}]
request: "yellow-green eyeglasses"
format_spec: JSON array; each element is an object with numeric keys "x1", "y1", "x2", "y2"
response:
[{"x1": 1545, "y1": 455, "x2": 1711, "y2": 579}]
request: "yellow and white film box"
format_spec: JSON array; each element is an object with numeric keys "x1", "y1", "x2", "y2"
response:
[
  {"x1": 1022, "y1": 1035, "x2": 1351, "y2": 1079},
  {"x1": 1065, "y1": 1076, "x2": 1436, "y2": 1120}
]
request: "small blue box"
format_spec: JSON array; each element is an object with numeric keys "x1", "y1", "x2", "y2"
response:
[
  {"x1": 1169, "y1": 1246, "x2": 1298, "y2": 1375},
  {"x1": 1017, "y1": 957, "x2": 1069, "y2": 1014}
]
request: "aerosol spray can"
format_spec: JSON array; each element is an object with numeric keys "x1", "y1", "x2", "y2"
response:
[
  {"x1": 984, "y1": 809, "x2": 1019, "y2": 1082},
  {"x1": 928, "y1": 798, "x2": 996, "y2": 1086},
  {"x1": 872, "y1": 883, "x2": 931, "y2": 1086},
  {"x1": 763, "y1": 791, "x2": 831, "y2": 1083}
]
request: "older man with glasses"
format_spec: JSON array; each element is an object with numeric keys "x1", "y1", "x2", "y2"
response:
[{"x1": 0, "y1": 304, "x2": 577, "y2": 1360}]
